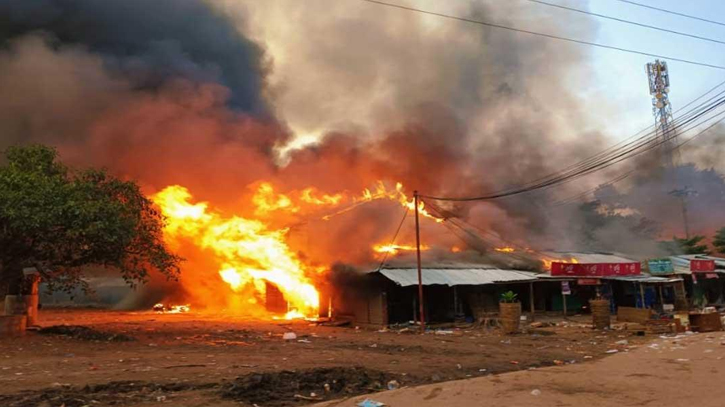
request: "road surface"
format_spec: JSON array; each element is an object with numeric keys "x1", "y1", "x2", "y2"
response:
[{"x1": 316, "y1": 331, "x2": 725, "y2": 407}]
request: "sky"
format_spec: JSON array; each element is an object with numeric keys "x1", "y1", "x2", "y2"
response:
[
  {"x1": 231, "y1": 0, "x2": 725, "y2": 160},
  {"x1": 586, "y1": 0, "x2": 725, "y2": 143}
]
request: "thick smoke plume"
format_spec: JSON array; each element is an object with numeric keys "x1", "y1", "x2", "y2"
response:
[{"x1": 2, "y1": 0, "x2": 722, "y2": 308}]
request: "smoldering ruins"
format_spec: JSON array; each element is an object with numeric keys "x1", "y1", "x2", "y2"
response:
[{"x1": 1, "y1": 0, "x2": 724, "y2": 314}]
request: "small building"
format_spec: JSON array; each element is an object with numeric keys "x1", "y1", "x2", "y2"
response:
[
  {"x1": 670, "y1": 255, "x2": 725, "y2": 307},
  {"x1": 541, "y1": 251, "x2": 684, "y2": 312},
  {"x1": 336, "y1": 262, "x2": 540, "y2": 327}
]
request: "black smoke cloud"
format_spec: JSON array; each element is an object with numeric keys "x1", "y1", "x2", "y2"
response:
[
  {"x1": 0, "y1": 0, "x2": 268, "y2": 114},
  {"x1": 2, "y1": 0, "x2": 720, "y2": 276}
]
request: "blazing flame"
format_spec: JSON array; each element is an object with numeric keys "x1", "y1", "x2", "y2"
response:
[
  {"x1": 152, "y1": 185, "x2": 320, "y2": 318},
  {"x1": 151, "y1": 180, "x2": 441, "y2": 318},
  {"x1": 357, "y1": 182, "x2": 442, "y2": 222},
  {"x1": 541, "y1": 257, "x2": 580, "y2": 270},
  {"x1": 451, "y1": 246, "x2": 462, "y2": 253},
  {"x1": 494, "y1": 247, "x2": 515, "y2": 253},
  {"x1": 153, "y1": 303, "x2": 191, "y2": 314},
  {"x1": 373, "y1": 243, "x2": 430, "y2": 255},
  {"x1": 322, "y1": 181, "x2": 443, "y2": 222}
]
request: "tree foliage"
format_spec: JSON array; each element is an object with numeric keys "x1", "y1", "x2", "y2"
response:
[
  {"x1": 0, "y1": 145, "x2": 181, "y2": 294},
  {"x1": 672, "y1": 235, "x2": 710, "y2": 255},
  {"x1": 714, "y1": 228, "x2": 725, "y2": 255}
]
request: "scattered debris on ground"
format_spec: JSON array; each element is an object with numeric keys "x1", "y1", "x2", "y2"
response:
[
  {"x1": 38, "y1": 325, "x2": 136, "y2": 342},
  {"x1": 0, "y1": 381, "x2": 216, "y2": 407},
  {"x1": 219, "y1": 367, "x2": 409, "y2": 406}
]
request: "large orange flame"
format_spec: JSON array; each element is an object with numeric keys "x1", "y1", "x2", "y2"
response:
[
  {"x1": 373, "y1": 243, "x2": 430, "y2": 255},
  {"x1": 152, "y1": 185, "x2": 320, "y2": 318},
  {"x1": 541, "y1": 257, "x2": 579, "y2": 270}
]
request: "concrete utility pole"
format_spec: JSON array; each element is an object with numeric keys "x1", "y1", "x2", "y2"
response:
[
  {"x1": 413, "y1": 191, "x2": 426, "y2": 333},
  {"x1": 669, "y1": 187, "x2": 697, "y2": 238}
]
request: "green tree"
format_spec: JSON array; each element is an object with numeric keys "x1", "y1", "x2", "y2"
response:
[
  {"x1": 0, "y1": 145, "x2": 181, "y2": 295},
  {"x1": 714, "y1": 227, "x2": 725, "y2": 255},
  {"x1": 673, "y1": 235, "x2": 710, "y2": 255}
]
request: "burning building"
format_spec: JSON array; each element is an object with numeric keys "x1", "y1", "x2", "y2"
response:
[{"x1": 1, "y1": 0, "x2": 724, "y2": 318}]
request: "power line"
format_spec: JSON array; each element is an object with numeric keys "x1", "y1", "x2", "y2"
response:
[
  {"x1": 613, "y1": 0, "x2": 725, "y2": 28},
  {"x1": 360, "y1": 0, "x2": 725, "y2": 70},
  {"x1": 525, "y1": 0, "x2": 725, "y2": 46},
  {"x1": 549, "y1": 111, "x2": 725, "y2": 207},
  {"x1": 376, "y1": 206, "x2": 409, "y2": 270},
  {"x1": 420, "y1": 93, "x2": 725, "y2": 201},
  {"x1": 548, "y1": 171, "x2": 633, "y2": 207}
]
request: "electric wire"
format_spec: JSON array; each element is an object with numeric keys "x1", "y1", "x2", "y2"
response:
[
  {"x1": 360, "y1": 0, "x2": 725, "y2": 70},
  {"x1": 420, "y1": 94, "x2": 725, "y2": 201},
  {"x1": 525, "y1": 0, "x2": 725, "y2": 46},
  {"x1": 422, "y1": 201, "x2": 548, "y2": 263},
  {"x1": 502, "y1": 79, "x2": 725, "y2": 196},
  {"x1": 376, "y1": 207, "x2": 409, "y2": 271},
  {"x1": 548, "y1": 171, "x2": 633, "y2": 207},
  {"x1": 613, "y1": 0, "x2": 725, "y2": 28}
]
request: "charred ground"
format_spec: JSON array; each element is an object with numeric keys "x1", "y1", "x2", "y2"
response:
[{"x1": 0, "y1": 309, "x2": 651, "y2": 407}]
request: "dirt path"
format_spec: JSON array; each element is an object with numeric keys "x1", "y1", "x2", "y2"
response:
[
  {"x1": 315, "y1": 331, "x2": 725, "y2": 407},
  {"x1": 0, "y1": 309, "x2": 655, "y2": 406}
]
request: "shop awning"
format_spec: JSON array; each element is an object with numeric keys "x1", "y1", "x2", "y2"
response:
[
  {"x1": 599, "y1": 275, "x2": 682, "y2": 283},
  {"x1": 376, "y1": 267, "x2": 539, "y2": 287}
]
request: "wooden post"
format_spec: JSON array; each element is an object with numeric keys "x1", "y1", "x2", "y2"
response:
[
  {"x1": 658, "y1": 285, "x2": 665, "y2": 308},
  {"x1": 562, "y1": 292, "x2": 567, "y2": 317},
  {"x1": 529, "y1": 282, "x2": 535, "y2": 321},
  {"x1": 639, "y1": 283, "x2": 646, "y2": 309},
  {"x1": 453, "y1": 286, "x2": 459, "y2": 316},
  {"x1": 414, "y1": 191, "x2": 426, "y2": 333}
]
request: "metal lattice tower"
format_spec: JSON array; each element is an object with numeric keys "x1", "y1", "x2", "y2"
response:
[{"x1": 645, "y1": 60, "x2": 679, "y2": 166}]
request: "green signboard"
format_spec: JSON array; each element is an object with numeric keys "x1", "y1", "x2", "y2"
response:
[{"x1": 648, "y1": 259, "x2": 674, "y2": 275}]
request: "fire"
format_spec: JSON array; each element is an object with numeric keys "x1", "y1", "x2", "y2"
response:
[
  {"x1": 451, "y1": 246, "x2": 461, "y2": 253},
  {"x1": 152, "y1": 185, "x2": 320, "y2": 318},
  {"x1": 273, "y1": 310, "x2": 308, "y2": 320},
  {"x1": 494, "y1": 247, "x2": 515, "y2": 253},
  {"x1": 542, "y1": 257, "x2": 580, "y2": 270},
  {"x1": 299, "y1": 188, "x2": 343, "y2": 206},
  {"x1": 153, "y1": 303, "x2": 191, "y2": 314},
  {"x1": 356, "y1": 181, "x2": 443, "y2": 222},
  {"x1": 252, "y1": 182, "x2": 299, "y2": 216},
  {"x1": 373, "y1": 243, "x2": 429, "y2": 255},
  {"x1": 151, "y1": 180, "x2": 441, "y2": 318}
]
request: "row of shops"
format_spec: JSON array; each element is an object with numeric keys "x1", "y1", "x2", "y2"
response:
[{"x1": 338, "y1": 252, "x2": 725, "y2": 327}]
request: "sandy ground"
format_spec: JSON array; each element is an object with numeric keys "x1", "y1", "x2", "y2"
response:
[
  {"x1": 316, "y1": 330, "x2": 725, "y2": 407},
  {"x1": 0, "y1": 309, "x2": 656, "y2": 406}
]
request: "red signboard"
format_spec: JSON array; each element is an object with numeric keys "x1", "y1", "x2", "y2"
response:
[
  {"x1": 577, "y1": 278, "x2": 601, "y2": 285},
  {"x1": 551, "y1": 262, "x2": 641, "y2": 277},
  {"x1": 690, "y1": 260, "x2": 715, "y2": 272}
]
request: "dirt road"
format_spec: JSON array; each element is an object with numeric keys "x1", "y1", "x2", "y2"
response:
[
  {"x1": 316, "y1": 330, "x2": 725, "y2": 407},
  {"x1": 0, "y1": 308, "x2": 651, "y2": 406}
]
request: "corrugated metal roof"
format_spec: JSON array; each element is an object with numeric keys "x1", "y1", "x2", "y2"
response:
[
  {"x1": 541, "y1": 251, "x2": 637, "y2": 263},
  {"x1": 377, "y1": 267, "x2": 539, "y2": 287},
  {"x1": 599, "y1": 275, "x2": 682, "y2": 283},
  {"x1": 670, "y1": 255, "x2": 725, "y2": 274}
]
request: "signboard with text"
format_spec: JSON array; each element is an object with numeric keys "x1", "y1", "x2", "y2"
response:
[
  {"x1": 648, "y1": 259, "x2": 674, "y2": 275},
  {"x1": 561, "y1": 281, "x2": 571, "y2": 295},
  {"x1": 551, "y1": 262, "x2": 641, "y2": 277},
  {"x1": 577, "y1": 278, "x2": 601, "y2": 285},
  {"x1": 690, "y1": 260, "x2": 715, "y2": 272}
]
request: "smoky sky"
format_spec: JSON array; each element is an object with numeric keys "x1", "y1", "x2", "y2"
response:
[
  {"x1": 0, "y1": 0, "x2": 721, "y2": 273},
  {"x1": 0, "y1": 0, "x2": 268, "y2": 114}
]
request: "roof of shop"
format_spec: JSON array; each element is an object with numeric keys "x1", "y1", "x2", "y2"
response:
[
  {"x1": 599, "y1": 275, "x2": 682, "y2": 283},
  {"x1": 670, "y1": 255, "x2": 725, "y2": 274},
  {"x1": 540, "y1": 251, "x2": 638, "y2": 263},
  {"x1": 376, "y1": 266, "x2": 539, "y2": 287}
]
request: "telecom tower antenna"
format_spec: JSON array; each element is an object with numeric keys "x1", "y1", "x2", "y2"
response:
[{"x1": 645, "y1": 60, "x2": 678, "y2": 166}]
